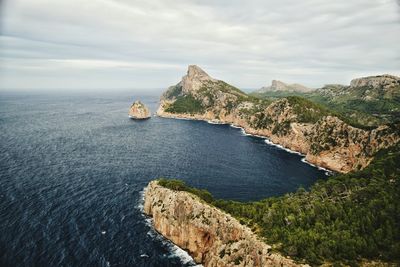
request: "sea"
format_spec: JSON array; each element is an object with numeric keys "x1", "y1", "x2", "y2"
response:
[{"x1": 0, "y1": 90, "x2": 328, "y2": 267}]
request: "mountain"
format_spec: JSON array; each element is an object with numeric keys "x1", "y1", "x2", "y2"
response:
[
  {"x1": 316, "y1": 74, "x2": 400, "y2": 101},
  {"x1": 251, "y1": 74, "x2": 400, "y2": 127},
  {"x1": 307, "y1": 74, "x2": 400, "y2": 126},
  {"x1": 157, "y1": 65, "x2": 400, "y2": 173},
  {"x1": 256, "y1": 80, "x2": 313, "y2": 93}
]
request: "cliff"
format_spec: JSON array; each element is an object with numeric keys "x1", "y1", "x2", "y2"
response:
[
  {"x1": 350, "y1": 74, "x2": 400, "y2": 90},
  {"x1": 129, "y1": 100, "x2": 151, "y2": 119},
  {"x1": 144, "y1": 180, "x2": 307, "y2": 267},
  {"x1": 157, "y1": 66, "x2": 400, "y2": 173}
]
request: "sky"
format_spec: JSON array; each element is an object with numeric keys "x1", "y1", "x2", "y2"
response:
[{"x1": 0, "y1": 0, "x2": 399, "y2": 91}]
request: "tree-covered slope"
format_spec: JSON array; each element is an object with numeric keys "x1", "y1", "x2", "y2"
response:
[{"x1": 157, "y1": 144, "x2": 400, "y2": 266}]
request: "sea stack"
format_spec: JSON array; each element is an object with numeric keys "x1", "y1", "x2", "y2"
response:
[{"x1": 128, "y1": 100, "x2": 151, "y2": 119}]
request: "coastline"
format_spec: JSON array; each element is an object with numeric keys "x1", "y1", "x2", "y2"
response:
[
  {"x1": 143, "y1": 180, "x2": 308, "y2": 267},
  {"x1": 138, "y1": 187, "x2": 202, "y2": 266},
  {"x1": 157, "y1": 112, "x2": 334, "y2": 175}
]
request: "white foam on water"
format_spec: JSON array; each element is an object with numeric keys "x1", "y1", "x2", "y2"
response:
[
  {"x1": 225, "y1": 121, "x2": 333, "y2": 174},
  {"x1": 301, "y1": 158, "x2": 333, "y2": 174},
  {"x1": 229, "y1": 124, "x2": 243, "y2": 129},
  {"x1": 167, "y1": 243, "x2": 202, "y2": 266},
  {"x1": 165, "y1": 116, "x2": 194, "y2": 121},
  {"x1": 264, "y1": 138, "x2": 303, "y2": 156},
  {"x1": 137, "y1": 187, "x2": 201, "y2": 266},
  {"x1": 218, "y1": 120, "x2": 333, "y2": 173},
  {"x1": 161, "y1": 115, "x2": 332, "y2": 173},
  {"x1": 207, "y1": 120, "x2": 226, "y2": 125}
]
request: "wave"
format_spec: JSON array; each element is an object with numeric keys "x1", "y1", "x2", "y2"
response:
[
  {"x1": 301, "y1": 158, "x2": 333, "y2": 175},
  {"x1": 137, "y1": 188, "x2": 201, "y2": 266},
  {"x1": 207, "y1": 120, "x2": 226, "y2": 125},
  {"x1": 264, "y1": 139, "x2": 303, "y2": 156},
  {"x1": 229, "y1": 124, "x2": 242, "y2": 129},
  {"x1": 230, "y1": 123, "x2": 304, "y2": 156}
]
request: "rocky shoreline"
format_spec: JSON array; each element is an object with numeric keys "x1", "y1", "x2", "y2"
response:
[
  {"x1": 157, "y1": 104, "x2": 375, "y2": 173},
  {"x1": 156, "y1": 107, "x2": 333, "y2": 173},
  {"x1": 144, "y1": 180, "x2": 308, "y2": 267}
]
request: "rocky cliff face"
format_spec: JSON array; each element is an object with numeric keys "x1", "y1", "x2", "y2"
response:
[
  {"x1": 350, "y1": 74, "x2": 400, "y2": 90},
  {"x1": 305, "y1": 116, "x2": 400, "y2": 172},
  {"x1": 129, "y1": 101, "x2": 151, "y2": 119},
  {"x1": 144, "y1": 180, "x2": 306, "y2": 267},
  {"x1": 157, "y1": 66, "x2": 400, "y2": 173},
  {"x1": 319, "y1": 74, "x2": 400, "y2": 101},
  {"x1": 181, "y1": 65, "x2": 217, "y2": 93}
]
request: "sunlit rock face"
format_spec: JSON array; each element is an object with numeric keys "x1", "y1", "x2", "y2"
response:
[
  {"x1": 129, "y1": 101, "x2": 151, "y2": 119},
  {"x1": 144, "y1": 180, "x2": 307, "y2": 267}
]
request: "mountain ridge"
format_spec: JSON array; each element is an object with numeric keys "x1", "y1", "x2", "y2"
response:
[{"x1": 256, "y1": 80, "x2": 313, "y2": 93}]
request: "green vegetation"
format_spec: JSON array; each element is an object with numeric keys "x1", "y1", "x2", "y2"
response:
[
  {"x1": 158, "y1": 145, "x2": 400, "y2": 265},
  {"x1": 200, "y1": 81, "x2": 259, "y2": 102},
  {"x1": 271, "y1": 121, "x2": 291, "y2": 136},
  {"x1": 165, "y1": 95, "x2": 204, "y2": 114},
  {"x1": 158, "y1": 178, "x2": 214, "y2": 203},
  {"x1": 286, "y1": 96, "x2": 330, "y2": 123},
  {"x1": 250, "y1": 112, "x2": 273, "y2": 129},
  {"x1": 250, "y1": 90, "x2": 309, "y2": 99},
  {"x1": 309, "y1": 84, "x2": 400, "y2": 126},
  {"x1": 163, "y1": 85, "x2": 183, "y2": 99},
  {"x1": 251, "y1": 84, "x2": 400, "y2": 128}
]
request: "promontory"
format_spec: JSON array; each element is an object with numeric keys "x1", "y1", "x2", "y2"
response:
[{"x1": 157, "y1": 65, "x2": 400, "y2": 173}]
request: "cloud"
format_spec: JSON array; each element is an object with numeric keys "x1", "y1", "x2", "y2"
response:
[{"x1": 0, "y1": 0, "x2": 399, "y2": 90}]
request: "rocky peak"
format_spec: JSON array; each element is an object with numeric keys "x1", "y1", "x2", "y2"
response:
[
  {"x1": 260, "y1": 80, "x2": 312, "y2": 93},
  {"x1": 181, "y1": 65, "x2": 217, "y2": 93},
  {"x1": 350, "y1": 74, "x2": 400, "y2": 90},
  {"x1": 187, "y1": 65, "x2": 211, "y2": 80}
]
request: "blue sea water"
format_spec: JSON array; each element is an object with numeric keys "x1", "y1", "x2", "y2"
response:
[{"x1": 0, "y1": 91, "x2": 328, "y2": 267}]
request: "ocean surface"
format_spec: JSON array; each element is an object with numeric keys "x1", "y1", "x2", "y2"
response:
[{"x1": 0, "y1": 91, "x2": 328, "y2": 267}]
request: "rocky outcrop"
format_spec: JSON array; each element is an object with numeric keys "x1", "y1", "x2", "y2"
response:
[
  {"x1": 350, "y1": 74, "x2": 400, "y2": 90},
  {"x1": 258, "y1": 80, "x2": 313, "y2": 93},
  {"x1": 157, "y1": 66, "x2": 400, "y2": 173},
  {"x1": 129, "y1": 100, "x2": 151, "y2": 119},
  {"x1": 305, "y1": 116, "x2": 400, "y2": 172},
  {"x1": 144, "y1": 180, "x2": 307, "y2": 267},
  {"x1": 181, "y1": 65, "x2": 217, "y2": 93},
  {"x1": 319, "y1": 75, "x2": 400, "y2": 101}
]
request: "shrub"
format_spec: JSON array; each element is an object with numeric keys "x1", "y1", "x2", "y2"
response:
[{"x1": 165, "y1": 95, "x2": 204, "y2": 114}]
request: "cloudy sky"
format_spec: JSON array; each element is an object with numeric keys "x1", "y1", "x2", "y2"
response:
[{"x1": 1, "y1": 0, "x2": 399, "y2": 91}]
